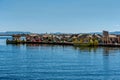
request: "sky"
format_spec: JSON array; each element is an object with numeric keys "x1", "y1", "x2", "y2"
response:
[{"x1": 0, "y1": 0, "x2": 120, "y2": 33}]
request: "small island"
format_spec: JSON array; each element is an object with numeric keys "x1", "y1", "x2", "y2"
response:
[{"x1": 6, "y1": 31, "x2": 120, "y2": 47}]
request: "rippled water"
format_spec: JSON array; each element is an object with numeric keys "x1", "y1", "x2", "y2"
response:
[{"x1": 0, "y1": 38, "x2": 120, "y2": 80}]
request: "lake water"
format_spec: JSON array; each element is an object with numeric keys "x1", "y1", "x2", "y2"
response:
[{"x1": 0, "y1": 38, "x2": 120, "y2": 80}]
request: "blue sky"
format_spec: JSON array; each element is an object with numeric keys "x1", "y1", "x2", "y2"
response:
[{"x1": 0, "y1": 0, "x2": 120, "y2": 33}]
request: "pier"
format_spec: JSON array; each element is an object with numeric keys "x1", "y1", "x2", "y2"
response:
[
  {"x1": 7, "y1": 40, "x2": 120, "y2": 47},
  {"x1": 6, "y1": 41, "x2": 73, "y2": 46}
]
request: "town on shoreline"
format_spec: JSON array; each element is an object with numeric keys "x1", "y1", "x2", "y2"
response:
[{"x1": 6, "y1": 31, "x2": 120, "y2": 47}]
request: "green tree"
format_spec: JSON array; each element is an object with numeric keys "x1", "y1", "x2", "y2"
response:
[{"x1": 93, "y1": 39, "x2": 98, "y2": 46}]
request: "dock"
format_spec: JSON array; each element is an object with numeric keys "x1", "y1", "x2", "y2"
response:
[
  {"x1": 98, "y1": 43, "x2": 120, "y2": 47},
  {"x1": 6, "y1": 40, "x2": 74, "y2": 46},
  {"x1": 6, "y1": 40, "x2": 120, "y2": 47}
]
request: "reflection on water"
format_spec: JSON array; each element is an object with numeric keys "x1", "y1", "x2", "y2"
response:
[
  {"x1": 1, "y1": 38, "x2": 120, "y2": 80},
  {"x1": 8, "y1": 43, "x2": 120, "y2": 56},
  {"x1": 74, "y1": 46, "x2": 120, "y2": 56}
]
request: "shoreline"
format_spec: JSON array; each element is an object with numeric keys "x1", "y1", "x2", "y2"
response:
[{"x1": 6, "y1": 41, "x2": 120, "y2": 47}]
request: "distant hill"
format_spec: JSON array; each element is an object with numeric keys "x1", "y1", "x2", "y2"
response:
[
  {"x1": 82, "y1": 31, "x2": 120, "y2": 35},
  {"x1": 0, "y1": 31, "x2": 120, "y2": 36},
  {"x1": 94, "y1": 31, "x2": 120, "y2": 35},
  {"x1": 0, "y1": 31, "x2": 31, "y2": 36},
  {"x1": 110, "y1": 31, "x2": 120, "y2": 35}
]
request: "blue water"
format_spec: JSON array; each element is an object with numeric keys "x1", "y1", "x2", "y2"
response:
[{"x1": 0, "y1": 38, "x2": 120, "y2": 80}]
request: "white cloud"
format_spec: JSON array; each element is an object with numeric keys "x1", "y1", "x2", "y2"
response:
[{"x1": 114, "y1": 24, "x2": 120, "y2": 27}]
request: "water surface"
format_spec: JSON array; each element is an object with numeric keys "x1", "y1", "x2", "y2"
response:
[{"x1": 0, "y1": 38, "x2": 120, "y2": 80}]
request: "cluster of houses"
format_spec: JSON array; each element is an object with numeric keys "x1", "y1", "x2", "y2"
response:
[
  {"x1": 7, "y1": 31, "x2": 120, "y2": 45},
  {"x1": 22, "y1": 33, "x2": 102, "y2": 43}
]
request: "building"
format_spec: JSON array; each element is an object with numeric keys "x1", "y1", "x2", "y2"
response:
[{"x1": 102, "y1": 31, "x2": 120, "y2": 44}]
